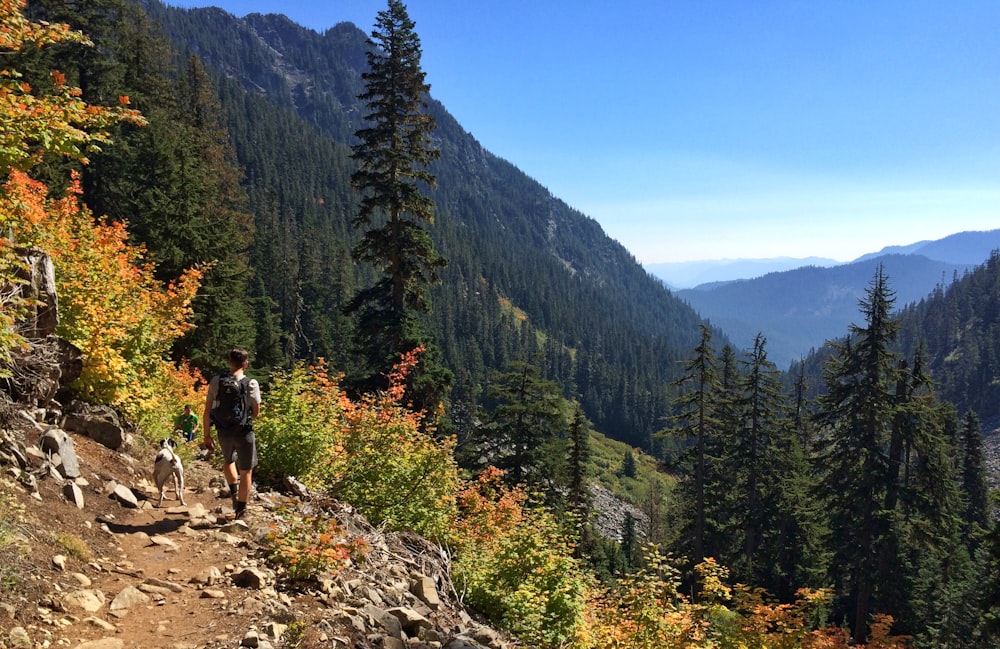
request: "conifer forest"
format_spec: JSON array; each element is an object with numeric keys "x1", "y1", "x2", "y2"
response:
[{"x1": 2, "y1": 0, "x2": 999, "y2": 646}]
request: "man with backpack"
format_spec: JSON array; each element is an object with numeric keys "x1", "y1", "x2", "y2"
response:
[{"x1": 202, "y1": 348, "x2": 261, "y2": 520}]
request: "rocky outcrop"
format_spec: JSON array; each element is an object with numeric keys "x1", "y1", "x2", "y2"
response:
[{"x1": 62, "y1": 402, "x2": 126, "y2": 451}]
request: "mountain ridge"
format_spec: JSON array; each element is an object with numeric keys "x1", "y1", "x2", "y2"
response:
[
  {"x1": 677, "y1": 252, "x2": 974, "y2": 368},
  {"x1": 141, "y1": 1, "x2": 712, "y2": 449},
  {"x1": 648, "y1": 229, "x2": 1000, "y2": 289}
]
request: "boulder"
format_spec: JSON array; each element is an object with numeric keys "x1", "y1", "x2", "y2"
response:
[
  {"x1": 63, "y1": 404, "x2": 124, "y2": 451},
  {"x1": 410, "y1": 575, "x2": 441, "y2": 610},
  {"x1": 39, "y1": 428, "x2": 81, "y2": 478},
  {"x1": 363, "y1": 604, "x2": 403, "y2": 641},
  {"x1": 62, "y1": 482, "x2": 85, "y2": 508}
]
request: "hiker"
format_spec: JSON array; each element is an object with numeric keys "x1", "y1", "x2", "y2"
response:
[
  {"x1": 202, "y1": 348, "x2": 261, "y2": 520},
  {"x1": 173, "y1": 404, "x2": 199, "y2": 442}
]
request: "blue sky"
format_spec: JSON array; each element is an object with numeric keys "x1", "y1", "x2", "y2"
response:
[{"x1": 168, "y1": 1, "x2": 1000, "y2": 263}]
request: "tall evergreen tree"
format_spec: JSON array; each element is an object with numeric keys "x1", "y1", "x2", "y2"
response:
[
  {"x1": 567, "y1": 405, "x2": 592, "y2": 516},
  {"x1": 815, "y1": 265, "x2": 902, "y2": 643},
  {"x1": 667, "y1": 324, "x2": 722, "y2": 566},
  {"x1": 959, "y1": 409, "x2": 990, "y2": 548},
  {"x1": 733, "y1": 333, "x2": 784, "y2": 583},
  {"x1": 348, "y1": 0, "x2": 450, "y2": 411}
]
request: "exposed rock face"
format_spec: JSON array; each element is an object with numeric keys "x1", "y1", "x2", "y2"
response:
[
  {"x1": 63, "y1": 403, "x2": 125, "y2": 451},
  {"x1": 589, "y1": 483, "x2": 649, "y2": 542}
]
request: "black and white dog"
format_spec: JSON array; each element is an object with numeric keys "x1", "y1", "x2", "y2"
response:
[{"x1": 153, "y1": 439, "x2": 186, "y2": 507}]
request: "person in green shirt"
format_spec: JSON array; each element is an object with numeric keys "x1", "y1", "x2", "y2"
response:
[{"x1": 174, "y1": 404, "x2": 199, "y2": 442}]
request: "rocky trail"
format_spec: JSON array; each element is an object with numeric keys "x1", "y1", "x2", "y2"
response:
[{"x1": 0, "y1": 414, "x2": 514, "y2": 649}]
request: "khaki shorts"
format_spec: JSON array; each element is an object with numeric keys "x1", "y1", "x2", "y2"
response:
[{"x1": 217, "y1": 429, "x2": 258, "y2": 472}]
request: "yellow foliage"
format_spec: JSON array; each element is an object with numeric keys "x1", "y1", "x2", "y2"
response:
[{"x1": 2, "y1": 171, "x2": 202, "y2": 417}]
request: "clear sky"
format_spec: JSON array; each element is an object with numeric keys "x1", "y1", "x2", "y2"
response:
[{"x1": 167, "y1": 1, "x2": 1000, "y2": 263}]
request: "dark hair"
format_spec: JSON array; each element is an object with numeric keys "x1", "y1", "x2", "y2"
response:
[{"x1": 228, "y1": 348, "x2": 250, "y2": 368}]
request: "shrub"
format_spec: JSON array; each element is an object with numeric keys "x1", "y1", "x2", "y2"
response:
[
  {"x1": 263, "y1": 511, "x2": 368, "y2": 582},
  {"x1": 452, "y1": 469, "x2": 589, "y2": 648},
  {"x1": 256, "y1": 350, "x2": 459, "y2": 541},
  {"x1": 54, "y1": 533, "x2": 92, "y2": 562},
  {"x1": 253, "y1": 361, "x2": 343, "y2": 487}
]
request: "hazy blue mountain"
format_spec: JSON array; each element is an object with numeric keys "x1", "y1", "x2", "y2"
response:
[
  {"x1": 646, "y1": 257, "x2": 840, "y2": 289},
  {"x1": 853, "y1": 229, "x2": 1000, "y2": 265},
  {"x1": 677, "y1": 254, "x2": 972, "y2": 368}
]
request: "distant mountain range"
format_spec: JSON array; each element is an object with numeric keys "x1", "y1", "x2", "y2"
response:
[
  {"x1": 647, "y1": 257, "x2": 841, "y2": 289},
  {"x1": 664, "y1": 229, "x2": 1000, "y2": 368},
  {"x1": 647, "y1": 230, "x2": 1000, "y2": 289}
]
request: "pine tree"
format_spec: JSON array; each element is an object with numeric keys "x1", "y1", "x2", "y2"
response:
[
  {"x1": 959, "y1": 410, "x2": 990, "y2": 549},
  {"x1": 733, "y1": 333, "x2": 785, "y2": 583},
  {"x1": 567, "y1": 405, "x2": 592, "y2": 516},
  {"x1": 815, "y1": 265, "x2": 902, "y2": 643},
  {"x1": 621, "y1": 447, "x2": 637, "y2": 478},
  {"x1": 475, "y1": 361, "x2": 567, "y2": 487},
  {"x1": 667, "y1": 324, "x2": 721, "y2": 566},
  {"x1": 348, "y1": 0, "x2": 449, "y2": 411}
]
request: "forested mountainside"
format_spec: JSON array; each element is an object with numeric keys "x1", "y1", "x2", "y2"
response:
[
  {"x1": 679, "y1": 253, "x2": 968, "y2": 368},
  {"x1": 7, "y1": 3, "x2": 1000, "y2": 645},
  {"x1": 791, "y1": 251, "x2": 1000, "y2": 423},
  {"x1": 28, "y1": 0, "x2": 713, "y2": 449}
]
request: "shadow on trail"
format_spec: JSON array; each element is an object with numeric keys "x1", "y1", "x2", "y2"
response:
[{"x1": 100, "y1": 514, "x2": 187, "y2": 536}]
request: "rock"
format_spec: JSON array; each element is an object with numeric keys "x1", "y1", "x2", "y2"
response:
[
  {"x1": 200, "y1": 589, "x2": 227, "y2": 599},
  {"x1": 84, "y1": 616, "x2": 117, "y2": 631},
  {"x1": 109, "y1": 585, "x2": 149, "y2": 611},
  {"x1": 241, "y1": 629, "x2": 260, "y2": 647},
  {"x1": 149, "y1": 534, "x2": 176, "y2": 547},
  {"x1": 63, "y1": 404, "x2": 124, "y2": 451},
  {"x1": 52, "y1": 554, "x2": 67, "y2": 570},
  {"x1": 262, "y1": 622, "x2": 287, "y2": 641},
  {"x1": 137, "y1": 583, "x2": 174, "y2": 596},
  {"x1": 387, "y1": 606, "x2": 432, "y2": 636},
  {"x1": 39, "y1": 428, "x2": 81, "y2": 478},
  {"x1": 110, "y1": 483, "x2": 139, "y2": 508},
  {"x1": 190, "y1": 566, "x2": 223, "y2": 586},
  {"x1": 62, "y1": 589, "x2": 106, "y2": 613},
  {"x1": 24, "y1": 446, "x2": 46, "y2": 467},
  {"x1": 418, "y1": 627, "x2": 443, "y2": 642},
  {"x1": 469, "y1": 625, "x2": 503, "y2": 649},
  {"x1": 143, "y1": 577, "x2": 183, "y2": 593},
  {"x1": 283, "y1": 475, "x2": 310, "y2": 499},
  {"x1": 232, "y1": 567, "x2": 271, "y2": 590},
  {"x1": 220, "y1": 519, "x2": 250, "y2": 533},
  {"x1": 70, "y1": 572, "x2": 92, "y2": 587},
  {"x1": 363, "y1": 604, "x2": 403, "y2": 641},
  {"x1": 410, "y1": 575, "x2": 441, "y2": 610},
  {"x1": 7, "y1": 626, "x2": 31, "y2": 649},
  {"x1": 63, "y1": 481, "x2": 85, "y2": 508},
  {"x1": 72, "y1": 639, "x2": 124, "y2": 649}
]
